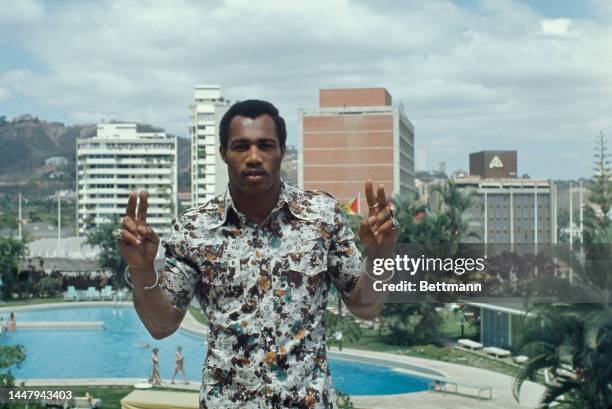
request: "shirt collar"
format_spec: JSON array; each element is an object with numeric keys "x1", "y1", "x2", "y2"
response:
[{"x1": 205, "y1": 182, "x2": 318, "y2": 229}]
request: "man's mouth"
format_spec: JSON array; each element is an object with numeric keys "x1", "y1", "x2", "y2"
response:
[{"x1": 242, "y1": 169, "x2": 268, "y2": 182}]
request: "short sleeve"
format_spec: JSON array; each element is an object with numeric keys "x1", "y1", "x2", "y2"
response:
[
  {"x1": 327, "y1": 203, "x2": 364, "y2": 301},
  {"x1": 158, "y1": 216, "x2": 201, "y2": 312}
]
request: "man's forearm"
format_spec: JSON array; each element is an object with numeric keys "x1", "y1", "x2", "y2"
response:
[
  {"x1": 344, "y1": 274, "x2": 387, "y2": 320},
  {"x1": 131, "y1": 265, "x2": 184, "y2": 339},
  {"x1": 344, "y1": 258, "x2": 390, "y2": 321}
]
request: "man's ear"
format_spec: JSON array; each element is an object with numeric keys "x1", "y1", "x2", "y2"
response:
[
  {"x1": 219, "y1": 146, "x2": 227, "y2": 164},
  {"x1": 280, "y1": 144, "x2": 286, "y2": 161}
]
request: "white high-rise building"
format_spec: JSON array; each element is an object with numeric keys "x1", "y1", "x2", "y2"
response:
[
  {"x1": 76, "y1": 123, "x2": 178, "y2": 236},
  {"x1": 189, "y1": 85, "x2": 231, "y2": 207}
]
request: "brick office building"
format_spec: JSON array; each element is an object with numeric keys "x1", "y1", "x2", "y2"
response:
[
  {"x1": 470, "y1": 150, "x2": 518, "y2": 179},
  {"x1": 297, "y1": 88, "x2": 415, "y2": 213}
]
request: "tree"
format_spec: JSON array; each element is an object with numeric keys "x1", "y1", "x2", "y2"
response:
[
  {"x1": 513, "y1": 306, "x2": 612, "y2": 408},
  {"x1": 0, "y1": 345, "x2": 26, "y2": 388},
  {"x1": 513, "y1": 135, "x2": 612, "y2": 407},
  {"x1": 0, "y1": 238, "x2": 26, "y2": 300},
  {"x1": 84, "y1": 216, "x2": 127, "y2": 288},
  {"x1": 432, "y1": 180, "x2": 475, "y2": 247},
  {"x1": 381, "y1": 303, "x2": 442, "y2": 346},
  {"x1": 583, "y1": 132, "x2": 612, "y2": 245},
  {"x1": 581, "y1": 133, "x2": 612, "y2": 302},
  {"x1": 0, "y1": 212, "x2": 18, "y2": 231},
  {"x1": 377, "y1": 181, "x2": 474, "y2": 346},
  {"x1": 335, "y1": 390, "x2": 355, "y2": 409},
  {"x1": 324, "y1": 310, "x2": 362, "y2": 349}
]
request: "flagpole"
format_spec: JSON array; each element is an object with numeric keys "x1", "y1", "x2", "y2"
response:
[
  {"x1": 18, "y1": 193, "x2": 22, "y2": 240},
  {"x1": 57, "y1": 193, "x2": 61, "y2": 255}
]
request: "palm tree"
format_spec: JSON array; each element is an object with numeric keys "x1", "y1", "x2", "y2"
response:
[
  {"x1": 381, "y1": 302, "x2": 442, "y2": 346},
  {"x1": 513, "y1": 305, "x2": 612, "y2": 408},
  {"x1": 432, "y1": 180, "x2": 475, "y2": 246},
  {"x1": 377, "y1": 182, "x2": 474, "y2": 345}
]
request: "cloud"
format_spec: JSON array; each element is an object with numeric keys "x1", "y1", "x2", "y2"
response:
[
  {"x1": 0, "y1": 0, "x2": 610, "y2": 179},
  {"x1": 541, "y1": 18, "x2": 573, "y2": 36},
  {"x1": 0, "y1": 0, "x2": 44, "y2": 25},
  {"x1": 0, "y1": 86, "x2": 9, "y2": 100}
]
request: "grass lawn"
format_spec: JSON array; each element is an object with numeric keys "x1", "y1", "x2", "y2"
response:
[
  {"x1": 337, "y1": 327, "x2": 522, "y2": 378},
  {"x1": 188, "y1": 305, "x2": 208, "y2": 325},
  {"x1": 437, "y1": 308, "x2": 478, "y2": 339},
  {"x1": 0, "y1": 296, "x2": 66, "y2": 307}
]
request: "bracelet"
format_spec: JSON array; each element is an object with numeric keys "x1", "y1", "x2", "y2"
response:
[{"x1": 124, "y1": 265, "x2": 159, "y2": 290}]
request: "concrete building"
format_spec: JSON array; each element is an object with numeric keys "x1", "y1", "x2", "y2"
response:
[
  {"x1": 0, "y1": 222, "x2": 71, "y2": 240},
  {"x1": 76, "y1": 123, "x2": 177, "y2": 236},
  {"x1": 470, "y1": 150, "x2": 517, "y2": 179},
  {"x1": 45, "y1": 156, "x2": 69, "y2": 166},
  {"x1": 466, "y1": 302, "x2": 533, "y2": 349},
  {"x1": 414, "y1": 171, "x2": 447, "y2": 210},
  {"x1": 298, "y1": 88, "x2": 415, "y2": 213},
  {"x1": 189, "y1": 85, "x2": 231, "y2": 207},
  {"x1": 281, "y1": 146, "x2": 298, "y2": 185},
  {"x1": 454, "y1": 176, "x2": 558, "y2": 246}
]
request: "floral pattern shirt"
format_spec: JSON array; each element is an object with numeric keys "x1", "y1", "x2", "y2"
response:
[{"x1": 159, "y1": 182, "x2": 364, "y2": 409}]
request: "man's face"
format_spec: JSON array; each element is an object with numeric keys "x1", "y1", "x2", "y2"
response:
[{"x1": 220, "y1": 114, "x2": 285, "y2": 196}]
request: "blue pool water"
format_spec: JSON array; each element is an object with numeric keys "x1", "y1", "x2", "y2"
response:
[{"x1": 0, "y1": 307, "x2": 429, "y2": 395}]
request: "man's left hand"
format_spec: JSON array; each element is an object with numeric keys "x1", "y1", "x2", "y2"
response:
[{"x1": 358, "y1": 180, "x2": 399, "y2": 257}]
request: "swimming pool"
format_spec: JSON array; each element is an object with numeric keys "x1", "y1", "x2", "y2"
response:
[{"x1": 0, "y1": 306, "x2": 430, "y2": 396}]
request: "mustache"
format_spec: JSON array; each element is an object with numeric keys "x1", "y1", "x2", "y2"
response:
[{"x1": 242, "y1": 168, "x2": 268, "y2": 176}]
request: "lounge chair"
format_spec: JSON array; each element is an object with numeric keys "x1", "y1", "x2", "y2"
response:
[
  {"x1": 86, "y1": 286, "x2": 101, "y2": 301},
  {"x1": 101, "y1": 285, "x2": 113, "y2": 300},
  {"x1": 64, "y1": 286, "x2": 82, "y2": 301},
  {"x1": 428, "y1": 376, "x2": 493, "y2": 400},
  {"x1": 457, "y1": 339, "x2": 483, "y2": 350},
  {"x1": 116, "y1": 287, "x2": 132, "y2": 301},
  {"x1": 513, "y1": 355, "x2": 529, "y2": 364},
  {"x1": 483, "y1": 346, "x2": 511, "y2": 358}
]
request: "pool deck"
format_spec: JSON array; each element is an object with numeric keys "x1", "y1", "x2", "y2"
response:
[
  {"x1": 13, "y1": 320, "x2": 104, "y2": 330},
  {"x1": 6, "y1": 302, "x2": 545, "y2": 408}
]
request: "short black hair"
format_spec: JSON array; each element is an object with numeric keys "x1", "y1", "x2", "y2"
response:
[{"x1": 219, "y1": 99, "x2": 287, "y2": 149}]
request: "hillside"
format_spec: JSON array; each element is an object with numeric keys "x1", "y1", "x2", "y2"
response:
[{"x1": 0, "y1": 115, "x2": 191, "y2": 194}]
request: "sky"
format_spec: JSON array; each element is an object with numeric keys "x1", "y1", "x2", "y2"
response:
[{"x1": 0, "y1": 0, "x2": 611, "y2": 180}]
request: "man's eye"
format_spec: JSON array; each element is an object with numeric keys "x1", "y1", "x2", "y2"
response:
[
  {"x1": 259, "y1": 142, "x2": 275, "y2": 150},
  {"x1": 233, "y1": 144, "x2": 248, "y2": 151}
]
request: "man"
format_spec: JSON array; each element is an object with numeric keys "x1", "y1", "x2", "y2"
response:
[{"x1": 117, "y1": 100, "x2": 397, "y2": 408}]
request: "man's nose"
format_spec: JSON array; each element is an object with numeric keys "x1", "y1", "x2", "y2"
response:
[{"x1": 246, "y1": 145, "x2": 262, "y2": 164}]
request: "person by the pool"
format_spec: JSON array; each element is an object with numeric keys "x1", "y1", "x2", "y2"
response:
[
  {"x1": 7, "y1": 312, "x2": 16, "y2": 332},
  {"x1": 171, "y1": 346, "x2": 188, "y2": 385},
  {"x1": 149, "y1": 348, "x2": 162, "y2": 386},
  {"x1": 116, "y1": 99, "x2": 397, "y2": 408}
]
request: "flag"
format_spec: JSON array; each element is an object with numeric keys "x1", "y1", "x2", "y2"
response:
[{"x1": 342, "y1": 196, "x2": 359, "y2": 215}]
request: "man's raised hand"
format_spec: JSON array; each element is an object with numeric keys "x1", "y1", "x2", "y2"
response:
[
  {"x1": 118, "y1": 191, "x2": 160, "y2": 271},
  {"x1": 358, "y1": 180, "x2": 398, "y2": 256}
]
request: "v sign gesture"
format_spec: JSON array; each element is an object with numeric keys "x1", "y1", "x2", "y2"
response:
[
  {"x1": 358, "y1": 180, "x2": 399, "y2": 258},
  {"x1": 118, "y1": 191, "x2": 160, "y2": 274}
]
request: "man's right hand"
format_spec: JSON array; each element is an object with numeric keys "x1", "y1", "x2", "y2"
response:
[{"x1": 119, "y1": 191, "x2": 160, "y2": 272}]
